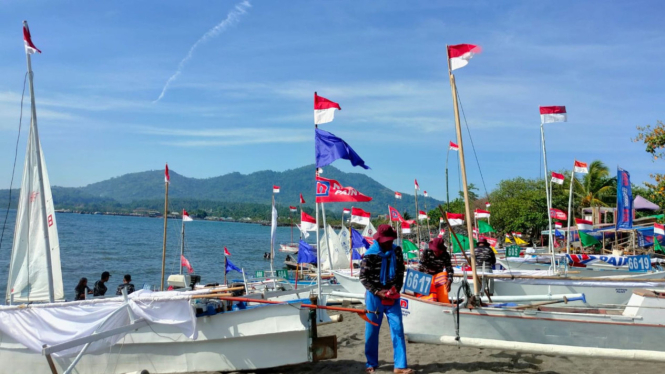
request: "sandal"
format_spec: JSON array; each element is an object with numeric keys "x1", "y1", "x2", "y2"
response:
[{"x1": 394, "y1": 369, "x2": 415, "y2": 374}]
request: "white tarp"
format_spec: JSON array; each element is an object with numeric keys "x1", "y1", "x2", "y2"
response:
[{"x1": 0, "y1": 290, "x2": 197, "y2": 357}]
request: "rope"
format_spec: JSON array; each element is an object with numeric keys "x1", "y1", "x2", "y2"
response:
[
  {"x1": 0, "y1": 72, "x2": 28, "y2": 254},
  {"x1": 455, "y1": 84, "x2": 490, "y2": 201}
]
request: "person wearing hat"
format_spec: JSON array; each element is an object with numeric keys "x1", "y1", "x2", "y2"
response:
[
  {"x1": 359, "y1": 224, "x2": 413, "y2": 374},
  {"x1": 475, "y1": 237, "x2": 496, "y2": 295},
  {"x1": 93, "y1": 271, "x2": 111, "y2": 297},
  {"x1": 417, "y1": 237, "x2": 454, "y2": 302},
  {"x1": 116, "y1": 274, "x2": 136, "y2": 296}
]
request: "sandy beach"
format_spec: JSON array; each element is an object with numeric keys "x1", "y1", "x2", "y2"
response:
[{"x1": 217, "y1": 311, "x2": 661, "y2": 374}]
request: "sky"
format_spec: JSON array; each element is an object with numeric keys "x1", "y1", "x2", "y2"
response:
[{"x1": 0, "y1": 1, "x2": 663, "y2": 202}]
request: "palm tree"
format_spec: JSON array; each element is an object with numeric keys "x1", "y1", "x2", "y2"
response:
[{"x1": 574, "y1": 160, "x2": 616, "y2": 208}]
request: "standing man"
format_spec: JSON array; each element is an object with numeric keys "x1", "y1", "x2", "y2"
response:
[
  {"x1": 475, "y1": 238, "x2": 496, "y2": 296},
  {"x1": 417, "y1": 237, "x2": 454, "y2": 302},
  {"x1": 359, "y1": 224, "x2": 414, "y2": 374},
  {"x1": 116, "y1": 274, "x2": 136, "y2": 295},
  {"x1": 93, "y1": 271, "x2": 111, "y2": 297}
]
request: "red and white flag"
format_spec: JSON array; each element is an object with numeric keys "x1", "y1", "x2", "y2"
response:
[
  {"x1": 551, "y1": 172, "x2": 565, "y2": 185},
  {"x1": 290, "y1": 206, "x2": 297, "y2": 213},
  {"x1": 474, "y1": 209, "x2": 490, "y2": 219},
  {"x1": 23, "y1": 22, "x2": 41, "y2": 55},
  {"x1": 440, "y1": 217, "x2": 444, "y2": 223},
  {"x1": 576, "y1": 218, "x2": 593, "y2": 231},
  {"x1": 389, "y1": 206, "x2": 404, "y2": 222},
  {"x1": 485, "y1": 202, "x2": 491, "y2": 208},
  {"x1": 351, "y1": 207, "x2": 371, "y2": 225},
  {"x1": 438, "y1": 229, "x2": 445, "y2": 237},
  {"x1": 447, "y1": 212, "x2": 464, "y2": 226},
  {"x1": 449, "y1": 141, "x2": 459, "y2": 151},
  {"x1": 401, "y1": 221, "x2": 411, "y2": 234},
  {"x1": 418, "y1": 210, "x2": 428, "y2": 221},
  {"x1": 540, "y1": 106, "x2": 567, "y2": 123},
  {"x1": 424, "y1": 191, "x2": 428, "y2": 197},
  {"x1": 315, "y1": 176, "x2": 372, "y2": 203},
  {"x1": 300, "y1": 193, "x2": 305, "y2": 204},
  {"x1": 273, "y1": 185, "x2": 280, "y2": 193},
  {"x1": 574, "y1": 160, "x2": 589, "y2": 174},
  {"x1": 505, "y1": 233, "x2": 511, "y2": 239},
  {"x1": 182, "y1": 209, "x2": 193, "y2": 222},
  {"x1": 550, "y1": 209, "x2": 567, "y2": 220},
  {"x1": 555, "y1": 221, "x2": 562, "y2": 229},
  {"x1": 394, "y1": 192, "x2": 402, "y2": 199},
  {"x1": 414, "y1": 179, "x2": 420, "y2": 190},
  {"x1": 447, "y1": 44, "x2": 482, "y2": 71},
  {"x1": 314, "y1": 92, "x2": 341, "y2": 125},
  {"x1": 180, "y1": 255, "x2": 193, "y2": 273},
  {"x1": 224, "y1": 247, "x2": 231, "y2": 256},
  {"x1": 300, "y1": 211, "x2": 317, "y2": 231},
  {"x1": 655, "y1": 223, "x2": 665, "y2": 236},
  {"x1": 343, "y1": 208, "x2": 351, "y2": 214},
  {"x1": 511, "y1": 232, "x2": 522, "y2": 237},
  {"x1": 165, "y1": 164, "x2": 170, "y2": 184}
]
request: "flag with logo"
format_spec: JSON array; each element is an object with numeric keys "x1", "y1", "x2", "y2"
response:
[
  {"x1": 389, "y1": 206, "x2": 404, "y2": 222},
  {"x1": 315, "y1": 176, "x2": 372, "y2": 203}
]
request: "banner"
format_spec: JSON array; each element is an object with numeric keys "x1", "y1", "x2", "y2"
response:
[
  {"x1": 617, "y1": 167, "x2": 633, "y2": 229},
  {"x1": 315, "y1": 176, "x2": 372, "y2": 203}
]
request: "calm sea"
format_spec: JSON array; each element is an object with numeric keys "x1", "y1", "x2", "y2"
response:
[{"x1": 0, "y1": 209, "x2": 304, "y2": 302}]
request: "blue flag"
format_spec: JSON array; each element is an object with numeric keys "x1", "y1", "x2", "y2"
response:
[
  {"x1": 617, "y1": 167, "x2": 633, "y2": 229},
  {"x1": 225, "y1": 258, "x2": 242, "y2": 274},
  {"x1": 350, "y1": 227, "x2": 370, "y2": 250},
  {"x1": 315, "y1": 128, "x2": 369, "y2": 169},
  {"x1": 297, "y1": 240, "x2": 318, "y2": 264},
  {"x1": 351, "y1": 248, "x2": 362, "y2": 260},
  {"x1": 555, "y1": 229, "x2": 564, "y2": 238}
]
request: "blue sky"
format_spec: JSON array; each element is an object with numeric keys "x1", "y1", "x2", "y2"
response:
[{"x1": 0, "y1": 1, "x2": 663, "y2": 201}]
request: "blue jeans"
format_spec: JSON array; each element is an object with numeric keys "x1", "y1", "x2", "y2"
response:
[{"x1": 365, "y1": 291, "x2": 408, "y2": 369}]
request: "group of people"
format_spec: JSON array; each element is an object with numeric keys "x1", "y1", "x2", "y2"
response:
[
  {"x1": 358, "y1": 224, "x2": 496, "y2": 373},
  {"x1": 74, "y1": 271, "x2": 136, "y2": 301}
]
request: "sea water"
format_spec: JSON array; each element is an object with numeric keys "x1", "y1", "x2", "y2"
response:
[{"x1": 0, "y1": 209, "x2": 305, "y2": 302}]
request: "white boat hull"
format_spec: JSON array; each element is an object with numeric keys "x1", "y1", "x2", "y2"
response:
[{"x1": 0, "y1": 304, "x2": 314, "y2": 374}]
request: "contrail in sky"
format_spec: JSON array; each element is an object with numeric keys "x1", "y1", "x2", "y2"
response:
[{"x1": 153, "y1": 1, "x2": 251, "y2": 103}]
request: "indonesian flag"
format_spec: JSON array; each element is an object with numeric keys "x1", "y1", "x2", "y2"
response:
[
  {"x1": 449, "y1": 141, "x2": 459, "y2": 151},
  {"x1": 550, "y1": 209, "x2": 567, "y2": 220},
  {"x1": 505, "y1": 233, "x2": 511, "y2": 239},
  {"x1": 395, "y1": 192, "x2": 402, "y2": 199},
  {"x1": 574, "y1": 160, "x2": 589, "y2": 174},
  {"x1": 447, "y1": 44, "x2": 482, "y2": 71},
  {"x1": 273, "y1": 185, "x2": 280, "y2": 193},
  {"x1": 315, "y1": 176, "x2": 372, "y2": 203},
  {"x1": 472, "y1": 227, "x2": 479, "y2": 239},
  {"x1": 512, "y1": 232, "x2": 522, "y2": 237},
  {"x1": 182, "y1": 209, "x2": 193, "y2": 222},
  {"x1": 576, "y1": 218, "x2": 593, "y2": 231},
  {"x1": 290, "y1": 206, "x2": 297, "y2": 213},
  {"x1": 418, "y1": 210, "x2": 428, "y2": 221},
  {"x1": 23, "y1": 22, "x2": 41, "y2": 55},
  {"x1": 474, "y1": 209, "x2": 490, "y2": 219},
  {"x1": 447, "y1": 212, "x2": 464, "y2": 226},
  {"x1": 414, "y1": 179, "x2": 420, "y2": 190},
  {"x1": 424, "y1": 191, "x2": 428, "y2": 197},
  {"x1": 351, "y1": 207, "x2": 370, "y2": 225},
  {"x1": 180, "y1": 255, "x2": 193, "y2": 274},
  {"x1": 165, "y1": 164, "x2": 170, "y2": 184},
  {"x1": 300, "y1": 193, "x2": 305, "y2": 204},
  {"x1": 485, "y1": 202, "x2": 491, "y2": 208},
  {"x1": 300, "y1": 211, "x2": 317, "y2": 231},
  {"x1": 540, "y1": 106, "x2": 567, "y2": 123},
  {"x1": 655, "y1": 223, "x2": 665, "y2": 236},
  {"x1": 224, "y1": 247, "x2": 231, "y2": 256},
  {"x1": 389, "y1": 206, "x2": 404, "y2": 222},
  {"x1": 440, "y1": 217, "x2": 444, "y2": 223},
  {"x1": 551, "y1": 172, "x2": 565, "y2": 185},
  {"x1": 343, "y1": 208, "x2": 351, "y2": 214},
  {"x1": 555, "y1": 221, "x2": 562, "y2": 229},
  {"x1": 401, "y1": 221, "x2": 411, "y2": 234},
  {"x1": 438, "y1": 229, "x2": 445, "y2": 237},
  {"x1": 314, "y1": 92, "x2": 341, "y2": 125}
]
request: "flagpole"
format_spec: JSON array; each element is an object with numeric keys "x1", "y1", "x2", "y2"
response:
[
  {"x1": 314, "y1": 121, "x2": 322, "y2": 319},
  {"x1": 447, "y1": 45, "x2": 480, "y2": 296},
  {"x1": 290, "y1": 208, "x2": 294, "y2": 245},
  {"x1": 566, "y1": 165, "x2": 576, "y2": 258},
  {"x1": 446, "y1": 147, "x2": 451, "y2": 213},
  {"x1": 270, "y1": 193, "x2": 275, "y2": 278},
  {"x1": 414, "y1": 183, "x2": 421, "y2": 248},
  {"x1": 349, "y1": 225, "x2": 354, "y2": 277},
  {"x1": 224, "y1": 256, "x2": 228, "y2": 285},
  {"x1": 321, "y1": 202, "x2": 334, "y2": 269},
  {"x1": 541, "y1": 123, "x2": 556, "y2": 271},
  {"x1": 424, "y1": 195, "x2": 432, "y2": 241},
  {"x1": 180, "y1": 213, "x2": 185, "y2": 275},
  {"x1": 24, "y1": 21, "x2": 55, "y2": 303},
  {"x1": 161, "y1": 168, "x2": 169, "y2": 291}
]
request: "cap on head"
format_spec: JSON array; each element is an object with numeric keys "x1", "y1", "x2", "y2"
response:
[
  {"x1": 124, "y1": 274, "x2": 131, "y2": 282},
  {"x1": 101, "y1": 271, "x2": 111, "y2": 279},
  {"x1": 373, "y1": 224, "x2": 398, "y2": 243},
  {"x1": 429, "y1": 237, "x2": 446, "y2": 252},
  {"x1": 477, "y1": 238, "x2": 489, "y2": 245}
]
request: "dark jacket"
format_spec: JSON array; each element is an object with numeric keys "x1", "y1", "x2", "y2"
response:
[
  {"x1": 475, "y1": 244, "x2": 496, "y2": 269},
  {"x1": 359, "y1": 244, "x2": 405, "y2": 295},
  {"x1": 116, "y1": 283, "x2": 135, "y2": 296},
  {"x1": 418, "y1": 249, "x2": 454, "y2": 276},
  {"x1": 93, "y1": 280, "x2": 108, "y2": 296},
  {"x1": 74, "y1": 285, "x2": 90, "y2": 301}
]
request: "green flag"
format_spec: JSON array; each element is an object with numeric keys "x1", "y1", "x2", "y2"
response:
[
  {"x1": 655, "y1": 239, "x2": 664, "y2": 253},
  {"x1": 402, "y1": 239, "x2": 420, "y2": 260},
  {"x1": 579, "y1": 231, "x2": 601, "y2": 249},
  {"x1": 477, "y1": 220, "x2": 496, "y2": 234},
  {"x1": 452, "y1": 234, "x2": 477, "y2": 253}
]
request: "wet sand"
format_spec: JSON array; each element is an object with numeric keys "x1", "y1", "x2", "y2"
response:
[{"x1": 216, "y1": 311, "x2": 659, "y2": 374}]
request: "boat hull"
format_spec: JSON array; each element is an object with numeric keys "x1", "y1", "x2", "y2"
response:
[{"x1": 0, "y1": 303, "x2": 313, "y2": 374}]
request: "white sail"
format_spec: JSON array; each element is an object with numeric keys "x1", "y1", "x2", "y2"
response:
[
  {"x1": 319, "y1": 225, "x2": 349, "y2": 270},
  {"x1": 338, "y1": 226, "x2": 350, "y2": 257},
  {"x1": 361, "y1": 221, "x2": 377, "y2": 238},
  {"x1": 6, "y1": 126, "x2": 63, "y2": 303}
]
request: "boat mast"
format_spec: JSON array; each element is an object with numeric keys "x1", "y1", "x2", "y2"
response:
[
  {"x1": 24, "y1": 20, "x2": 55, "y2": 303},
  {"x1": 565, "y1": 163, "x2": 576, "y2": 261},
  {"x1": 160, "y1": 165, "x2": 169, "y2": 291},
  {"x1": 446, "y1": 45, "x2": 479, "y2": 296},
  {"x1": 180, "y1": 211, "x2": 185, "y2": 275},
  {"x1": 540, "y1": 124, "x2": 556, "y2": 269},
  {"x1": 414, "y1": 182, "x2": 421, "y2": 248}
]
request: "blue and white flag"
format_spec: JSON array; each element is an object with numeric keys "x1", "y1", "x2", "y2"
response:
[{"x1": 315, "y1": 128, "x2": 369, "y2": 169}]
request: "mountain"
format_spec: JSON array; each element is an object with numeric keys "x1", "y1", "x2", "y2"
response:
[{"x1": 1, "y1": 164, "x2": 442, "y2": 217}]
